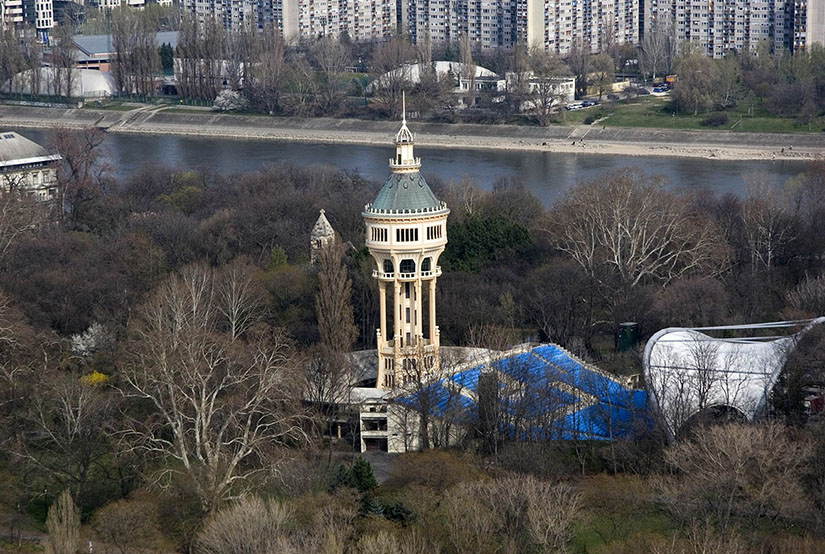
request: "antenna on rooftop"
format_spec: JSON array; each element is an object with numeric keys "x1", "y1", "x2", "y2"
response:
[{"x1": 402, "y1": 90, "x2": 406, "y2": 124}]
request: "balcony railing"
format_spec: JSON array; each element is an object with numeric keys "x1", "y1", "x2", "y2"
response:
[{"x1": 372, "y1": 267, "x2": 442, "y2": 280}]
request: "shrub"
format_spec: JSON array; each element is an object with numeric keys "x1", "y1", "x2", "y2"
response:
[{"x1": 700, "y1": 112, "x2": 729, "y2": 127}]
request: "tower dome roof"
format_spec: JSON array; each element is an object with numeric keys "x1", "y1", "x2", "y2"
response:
[{"x1": 370, "y1": 172, "x2": 445, "y2": 213}]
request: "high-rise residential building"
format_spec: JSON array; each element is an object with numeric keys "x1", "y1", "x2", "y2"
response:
[
  {"x1": 3, "y1": 0, "x2": 52, "y2": 39},
  {"x1": 644, "y1": 0, "x2": 824, "y2": 58},
  {"x1": 787, "y1": 0, "x2": 825, "y2": 51},
  {"x1": 179, "y1": 0, "x2": 397, "y2": 41},
  {"x1": 518, "y1": 0, "x2": 639, "y2": 54}
]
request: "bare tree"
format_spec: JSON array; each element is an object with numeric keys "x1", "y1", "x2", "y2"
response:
[
  {"x1": 307, "y1": 241, "x2": 357, "y2": 453},
  {"x1": 51, "y1": 126, "x2": 110, "y2": 225},
  {"x1": 370, "y1": 34, "x2": 416, "y2": 118},
  {"x1": 45, "y1": 489, "x2": 80, "y2": 554},
  {"x1": 0, "y1": 189, "x2": 43, "y2": 264},
  {"x1": 195, "y1": 496, "x2": 293, "y2": 554},
  {"x1": 654, "y1": 423, "x2": 812, "y2": 532},
  {"x1": 246, "y1": 25, "x2": 286, "y2": 114},
  {"x1": 640, "y1": 19, "x2": 675, "y2": 82},
  {"x1": 566, "y1": 39, "x2": 591, "y2": 99},
  {"x1": 459, "y1": 33, "x2": 476, "y2": 107},
  {"x1": 22, "y1": 370, "x2": 113, "y2": 511},
  {"x1": 51, "y1": 24, "x2": 77, "y2": 99},
  {"x1": 741, "y1": 176, "x2": 798, "y2": 274},
  {"x1": 120, "y1": 264, "x2": 308, "y2": 512},
  {"x1": 311, "y1": 36, "x2": 351, "y2": 115},
  {"x1": 215, "y1": 258, "x2": 264, "y2": 340},
  {"x1": 547, "y1": 168, "x2": 729, "y2": 296},
  {"x1": 112, "y1": 8, "x2": 161, "y2": 97}
]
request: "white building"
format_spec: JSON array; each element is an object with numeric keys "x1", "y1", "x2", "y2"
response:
[
  {"x1": 643, "y1": 319, "x2": 825, "y2": 440},
  {"x1": 0, "y1": 131, "x2": 61, "y2": 201}
]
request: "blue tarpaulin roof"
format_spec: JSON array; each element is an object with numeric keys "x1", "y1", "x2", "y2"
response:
[{"x1": 396, "y1": 344, "x2": 651, "y2": 441}]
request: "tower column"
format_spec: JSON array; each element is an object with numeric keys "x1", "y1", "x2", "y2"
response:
[
  {"x1": 429, "y1": 277, "x2": 437, "y2": 342},
  {"x1": 379, "y1": 281, "x2": 387, "y2": 343},
  {"x1": 414, "y1": 279, "x2": 423, "y2": 344},
  {"x1": 394, "y1": 280, "x2": 402, "y2": 349}
]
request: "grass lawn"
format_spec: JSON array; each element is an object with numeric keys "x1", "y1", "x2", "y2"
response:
[{"x1": 563, "y1": 95, "x2": 825, "y2": 133}]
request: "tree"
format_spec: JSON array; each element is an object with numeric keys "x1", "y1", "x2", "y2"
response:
[
  {"x1": 0, "y1": 189, "x2": 43, "y2": 265},
  {"x1": 212, "y1": 89, "x2": 249, "y2": 112},
  {"x1": 370, "y1": 34, "x2": 416, "y2": 118},
  {"x1": 673, "y1": 49, "x2": 721, "y2": 115},
  {"x1": 311, "y1": 36, "x2": 351, "y2": 115},
  {"x1": 51, "y1": 24, "x2": 77, "y2": 99},
  {"x1": 590, "y1": 53, "x2": 615, "y2": 100},
  {"x1": 566, "y1": 39, "x2": 591, "y2": 99},
  {"x1": 655, "y1": 423, "x2": 812, "y2": 531},
  {"x1": 195, "y1": 496, "x2": 292, "y2": 554},
  {"x1": 640, "y1": 19, "x2": 676, "y2": 81},
  {"x1": 245, "y1": 25, "x2": 286, "y2": 114},
  {"x1": 307, "y1": 242, "x2": 357, "y2": 452},
  {"x1": 112, "y1": 8, "x2": 161, "y2": 97},
  {"x1": 525, "y1": 47, "x2": 570, "y2": 126},
  {"x1": 547, "y1": 168, "x2": 728, "y2": 297},
  {"x1": 45, "y1": 490, "x2": 80, "y2": 554},
  {"x1": 459, "y1": 33, "x2": 476, "y2": 108},
  {"x1": 51, "y1": 126, "x2": 110, "y2": 227},
  {"x1": 740, "y1": 176, "x2": 799, "y2": 274},
  {"x1": 22, "y1": 370, "x2": 113, "y2": 512},
  {"x1": 121, "y1": 264, "x2": 308, "y2": 512}
]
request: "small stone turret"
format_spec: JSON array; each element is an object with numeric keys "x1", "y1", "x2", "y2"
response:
[{"x1": 311, "y1": 209, "x2": 335, "y2": 264}]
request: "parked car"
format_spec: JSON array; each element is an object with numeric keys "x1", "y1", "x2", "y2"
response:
[
  {"x1": 607, "y1": 93, "x2": 620, "y2": 100},
  {"x1": 653, "y1": 87, "x2": 667, "y2": 93},
  {"x1": 637, "y1": 88, "x2": 651, "y2": 95},
  {"x1": 565, "y1": 102, "x2": 585, "y2": 110}
]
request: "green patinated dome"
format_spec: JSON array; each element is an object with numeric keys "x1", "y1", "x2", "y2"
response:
[{"x1": 370, "y1": 172, "x2": 443, "y2": 213}]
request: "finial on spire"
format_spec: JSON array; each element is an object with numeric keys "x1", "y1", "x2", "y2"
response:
[{"x1": 320, "y1": 208, "x2": 325, "y2": 215}]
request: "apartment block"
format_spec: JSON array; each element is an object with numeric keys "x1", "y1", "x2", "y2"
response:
[
  {"x1": 646, "y1": 0, "x2": 824, "y2": 58},
  {"x1": 519, "y1": 0, "x2": 639, "y2": 54}
]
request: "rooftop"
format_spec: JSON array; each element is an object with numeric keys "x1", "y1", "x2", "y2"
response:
[
  {"x1": 368, "y1": 172, "x2": 446, "y2": 214},
  {"x1": 0, "y1": 132, "x2": 61, "y2": 169},
  {"x1": 72, "y1": 31, "x2": 179, "y2": 59}
]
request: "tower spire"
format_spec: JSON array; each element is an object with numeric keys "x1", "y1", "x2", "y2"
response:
[{"x1": 402, "y1": 90, "x2": 406, "y2": 125}]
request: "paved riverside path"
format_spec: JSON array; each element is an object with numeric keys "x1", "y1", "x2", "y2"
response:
[{"x1": 1, "y1": 104, "x2": 823, "y2": 160}]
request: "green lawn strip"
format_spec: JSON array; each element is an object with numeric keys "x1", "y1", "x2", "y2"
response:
[{"x1": 591, "y1": 96, "x2": 824, "y2": 133}]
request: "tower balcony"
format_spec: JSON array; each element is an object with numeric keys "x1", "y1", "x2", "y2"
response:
[
  {"x1": 372, "y1": 267, "x2": 442, "y2": 280},
  {"x1": 388, "y1": 157, "x2": 421, "y2": 171}
]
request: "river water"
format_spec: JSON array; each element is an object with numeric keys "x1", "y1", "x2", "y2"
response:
[{"x1": 13, "y1": 128, "x2": 809, "y2": 207}]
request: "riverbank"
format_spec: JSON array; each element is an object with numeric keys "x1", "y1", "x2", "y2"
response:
[{"x1": 1, "y1": 104, "x2": 822, "y2": 161}]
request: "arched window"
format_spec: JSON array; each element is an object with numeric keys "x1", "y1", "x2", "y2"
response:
[
  {"x1": 400, "y1": 259, "x2": 415, "y2": 273},
  {"x1": 383, "y1": 259, "x2": 394, "y2": 274},
  {"x1": 421, "y1": 257, "x2": 432, "y2": 272}
]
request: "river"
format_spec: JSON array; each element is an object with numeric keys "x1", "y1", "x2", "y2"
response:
[{"x1": 12, "y1": 128, "x2": 809, "y2": 207}]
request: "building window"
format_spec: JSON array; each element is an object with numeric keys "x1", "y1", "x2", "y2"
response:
[
  {"x1": 400, "y1": 259, "x2": 415, "y2": 273},
  {"x1": 396, "y1": 228, "x2": 419, "y2": 242},
  {"x1": 422, "y1": 257, "x2": 432, "y2": 272},
  {"x1": 383, "y1": 259, "x2": 393, "y2": 274}
]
